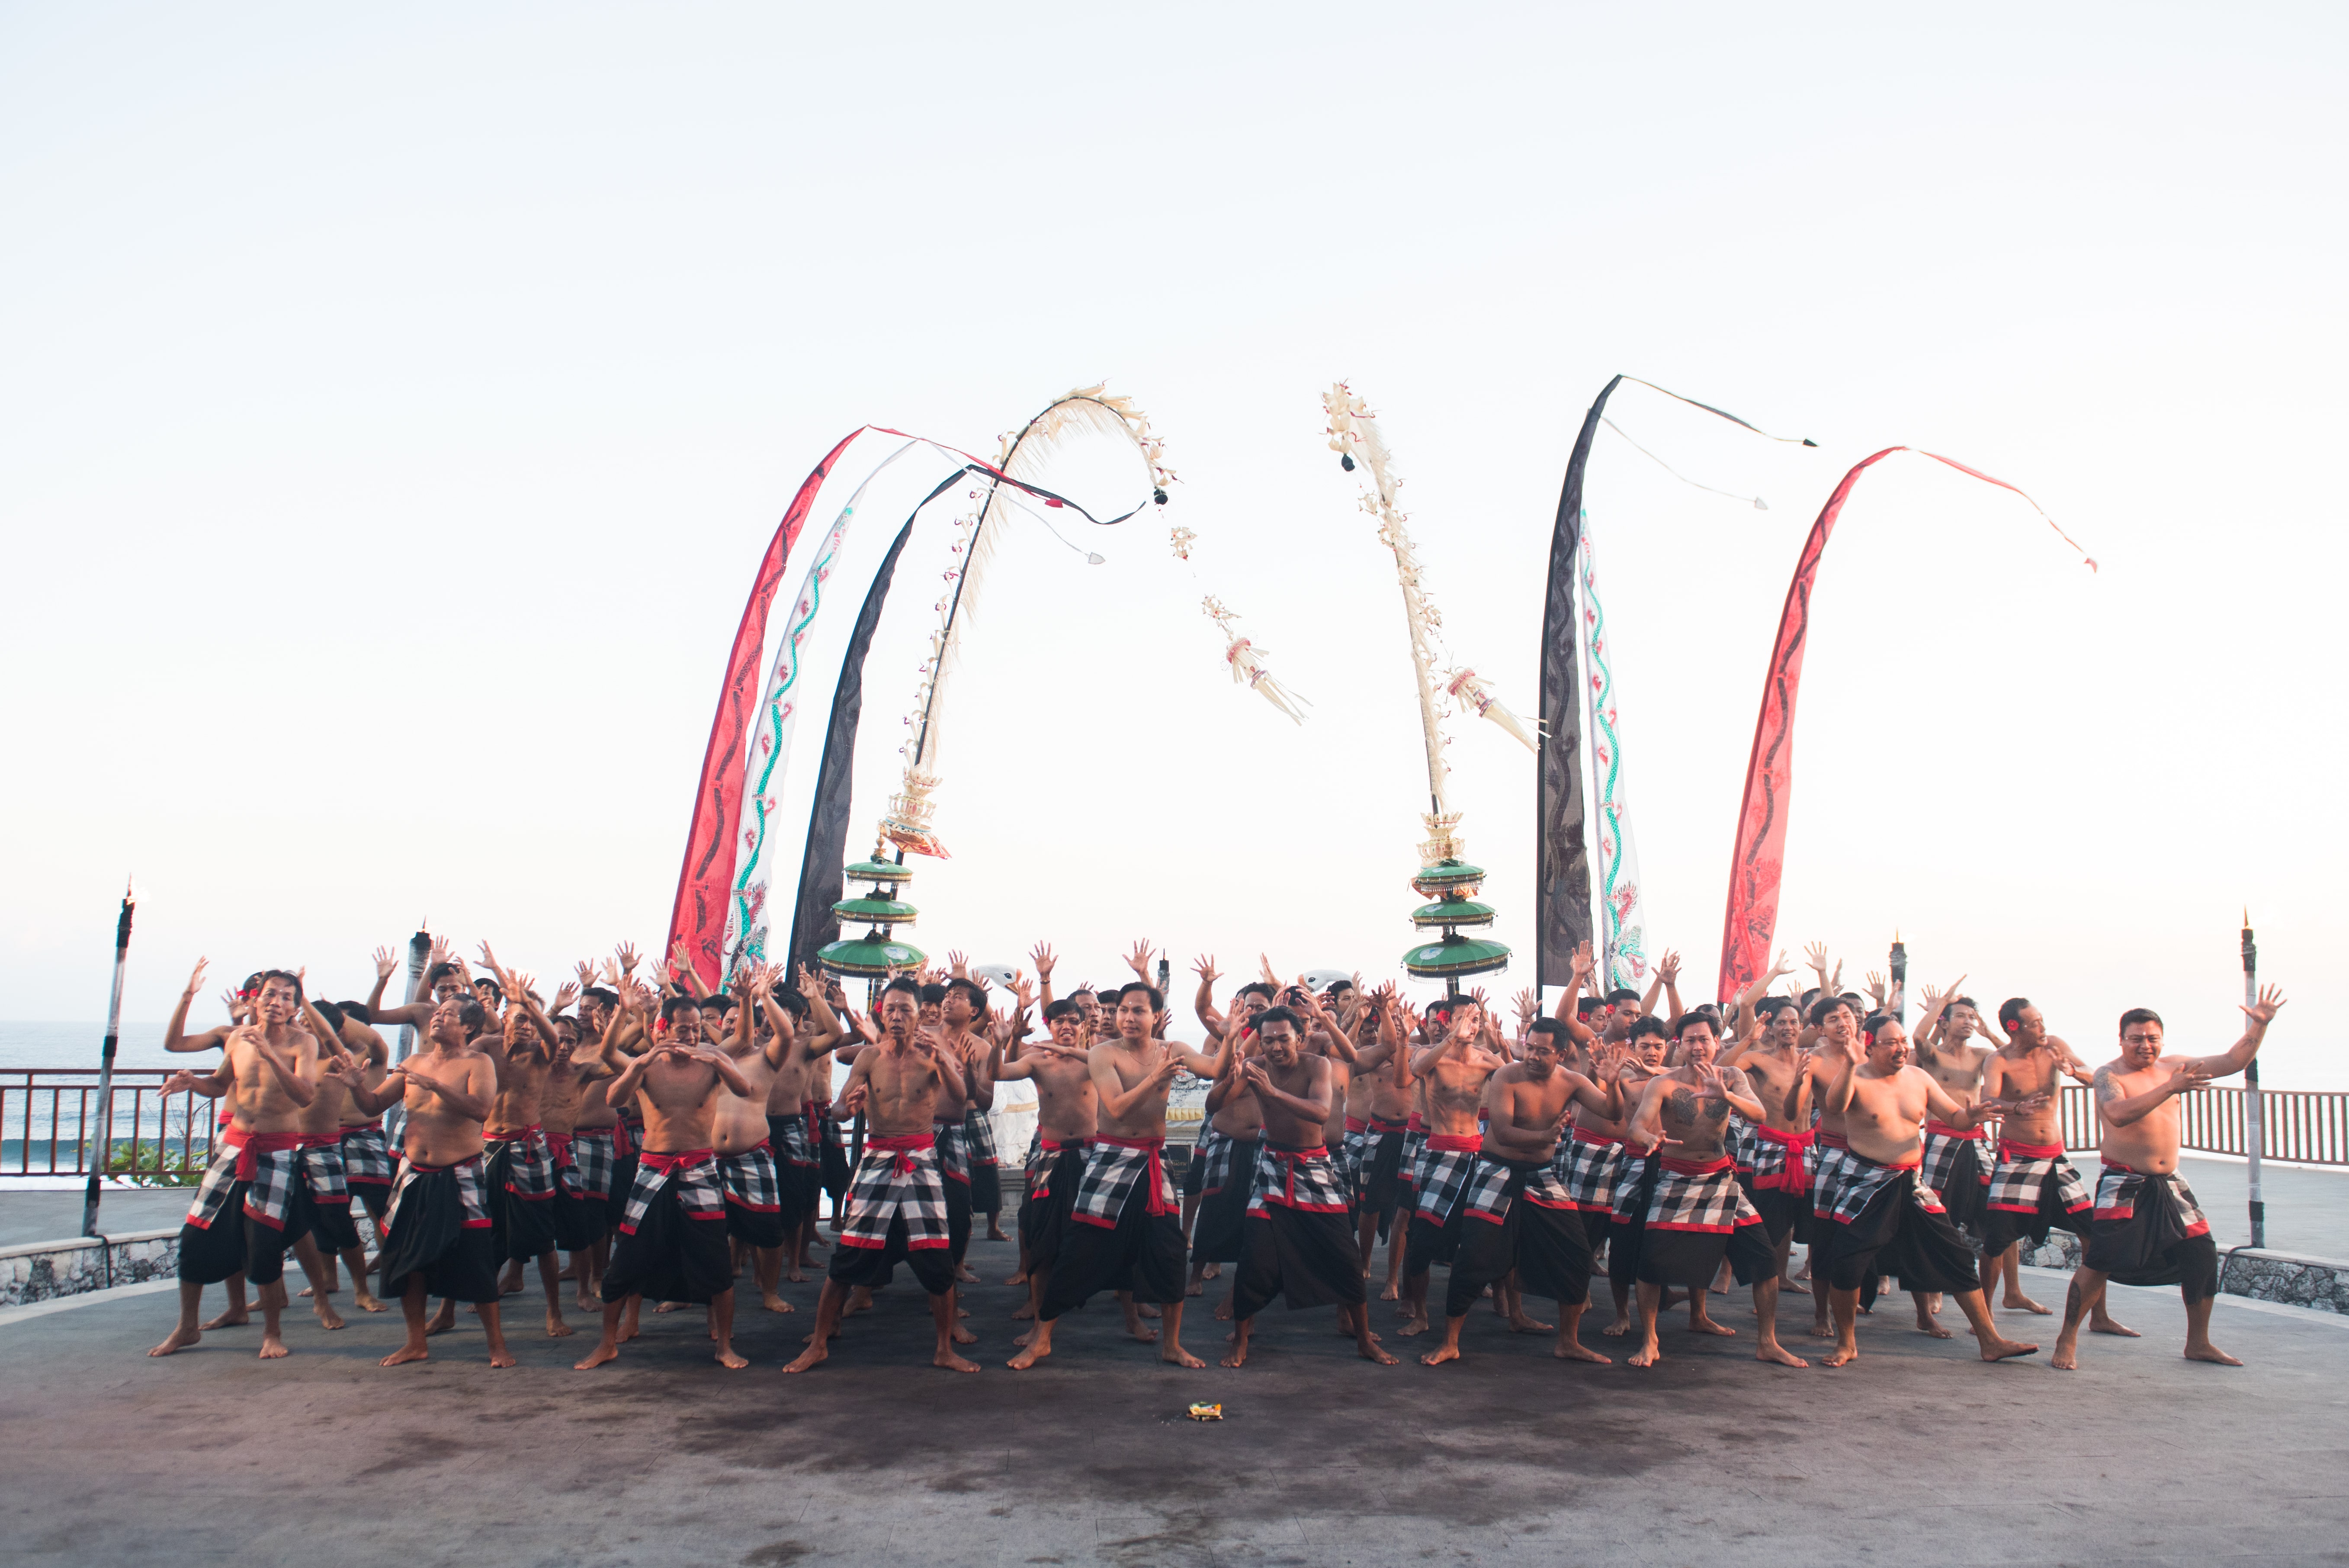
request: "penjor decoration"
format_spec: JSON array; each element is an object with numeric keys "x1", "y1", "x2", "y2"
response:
[
  {"x1": 1715, "y1": 446, "x2": 2096, "y2": 1003},
  {"x1": 1322, "y1": 383, "x2": 1533, "y2": 993}
]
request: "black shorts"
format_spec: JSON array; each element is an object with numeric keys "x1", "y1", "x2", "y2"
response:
[
  {"x1": 943, "y1": 1171, "x2": 972, "y2": 1264},
  {"x1": 827, "y1": 1213, "x2": 956, "y2": 1296},
  {"x1": 725, "y1": 1198, "x2": 787, "y2": 1249},
  {"x1": 1635, "y1": 1221, "x2": 1776, "y2": 1292},
  {"x1": 2083, "y1": 1177, "x2": 2220, "y2": 1302},
  {"x1": 1191, "y1": 1139, "x2": 1258, "y2": 1265},
  {"x1": 601, "y1": 1183, "x2": 733, "y2": 1305},
  {"x1": 307, "y1": 1194, "x2": 364, "y2": 1255},
  {"x1": 1446, "y1": 1166, "x2": 1595, "y2": 1319},
  {"x1": 347, "y1": 1179, "x2": 394, "y2": 1223},
  {"x1": 1357, "y1": 1128, "x2": 1408, "y2": 1219},
  {"x1": 552, "y1": 1186, "x2": 607, "y2": 1252},
  {"x1": 1020, "y1": 1143, "x2": 1089, "y2": 1273},
  {"x1": 1820, "y1": 1180, "x2": 1983, "y2": 1295},
  {"x1": 1980, "y1": 1180, "x2": 2092, "y2": 1256},
  {"x1": 1741, "y1": 1177, "x2": 1812, "y2": 1249},
  {"x1": 1231, "y1": 1205, "x2": 1367, "y2": 1319},
  {"x1": 242, "y1": 1178, "x2": 321, "y2": 1288},
  {"x1": 1040, "y1": 1192, "x2": 1189, "y2": 1318},
  {"x1": 1402, "y1": 1206, "x2": 1468, "y2": 1279},
  {"x1": 178, "y1": 1188, "x2": 249, "y2": 1287},
  {"x1": 1605, "y1": 1154, "x2": 1663, "y2": 1286},
  {"x1": 378, "y1": 1169, "x2": 500, "y2": 1306}
]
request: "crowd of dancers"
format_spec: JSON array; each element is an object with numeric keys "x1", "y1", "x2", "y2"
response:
[{"x1": 143, "y1": 934, "x2": 2284, "y2": 1376}]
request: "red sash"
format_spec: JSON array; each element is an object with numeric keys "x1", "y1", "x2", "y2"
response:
[
  {"x1": 234, "y1": 1130, "x2": 306, "y2": 1180},
  {"x1": 1096, "y1": 1134, "x2": 1174, "y2": 1215},
  {"x1": 866, "y1": 1132, "x2": 934, "y2": 1176}
]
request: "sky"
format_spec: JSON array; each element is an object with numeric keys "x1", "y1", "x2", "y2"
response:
[{"x1": 3, "y1": 5, "x2": 2343, "y2": 1084}]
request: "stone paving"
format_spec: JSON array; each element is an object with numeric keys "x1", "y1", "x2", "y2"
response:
[{"x1": 5, "y1": 1232, "x2": 2348, "y2": 1567}]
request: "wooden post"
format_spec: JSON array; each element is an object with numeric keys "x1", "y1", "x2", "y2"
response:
[{"x1": 80, "y1": 880, "x2": 135, "y2": 1238}]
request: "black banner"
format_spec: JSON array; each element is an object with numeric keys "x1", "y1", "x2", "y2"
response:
[
  {"x1": 1534, "y1": 376, "x2": 1620, "y2": 987},
  {"x1": 782, "y1": 470, "x2": 966, "y2": 973}
]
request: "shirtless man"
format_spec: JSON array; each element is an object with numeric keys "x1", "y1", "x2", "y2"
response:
[
  {"x1": 785, "y1": 977, "x2": 978, "y2": 1375},
  {"x1": 472, "y1": 951, "x2": 568, "y2": 1337},
  {"x1": 560, "y1": 981, "x2": 627, "y2": 1307},
  {"x1": 760, "y1": 969, "x2": 845, "y2": 1281},
  {"x1": 1618, "y1": 1013, "x2": 1804, "y2": 1368},
  {"x1": 1397, "y1": 997, "x2": 1506, "y2": 1338},
  {"x1": 1596, "y1": 1015, "x2": 1674, "y2": 1337},
  {"x1": 1721, "y1": 994, "x2": 1817, "y2": 1294},
  {"x1": 2051, "y1": 988, "x2": 2285, "y2": 1371},
  {"x1": 998, "y1": 997, "x2": 1098, "y2": 1329},
  {"x1": 289, "y1": 994, "x2": 389, "y2": 1315},
  {"x1": 1422, "y1": 1017, "x2": 1619, "y2": 1367},
  {"x1": 678, "y1": 968, "x2": 789, "y2": 1315},
  {"x1": 1977, "y1": 996, "x2": 2100, "y2": 1315},
  {"x1": 933, "y1": 976, "x2": 998, "y2": 1283},
  {"x1": 518, "y1": 985, "x2": 615, "y2": 1308},
  {"x1": 1187, "y1": 962, "x2": 1272, "y2": 1295},
  {"x1": 1011, "y1": 981, "x2": 1213, "y2": 1371},
  {"x1": 1802, "y1": 996, "x2": 1865, "y2": 1334},
  {"x1": 335, "y1": 995, "x2": 513, "y2": 1368},
  {"x1": 1221, "y1": 1005, "x2": 1393, "y2": 1368},
  {"x1": 151, "y1": 972, "x2": 326, "y2": 1359},
  {"x1": 1347, "y1": 989, "x2": 1415, "y2": 1302},
  {"x1": 1906, "y1": 981, "x2": 1998, "y2": 1250},
  {"x1": 278, "y1": 996, "x2": 364, "y2": 1327},
  {"x1": 576, "y1": 994, "x2": 757, "y2": 1370},
  {"x1": 1813, "y1": 1014, "x2": 2040, "y2": 1368}
]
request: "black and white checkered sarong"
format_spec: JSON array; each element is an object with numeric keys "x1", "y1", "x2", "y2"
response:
[
  {"x1": 1246, "y1": 1144, "x2": 1350, "y2": 1215},
  {"x1": 1985, "y1": 1142, "x2": 2092, "y2": 1217},
  {"x1": 569, "y1": 1127, "x2": 619, "y2": 1198},
  {"x1": 183, "y1": 1141, "x2": 244, "y2": 1231},
  {"x1": 2092, "y1": 1164, "x2": 2208, "y2": 1235},
  {"x1": 1811, "y1": 1137, "x2": 1856, "y2": 1219},
  {"x1": 1921, "y1": 1127, "x2": 1989, "y2": 1199},
  {"x1": 1465, "y1": 1155, "x2": 1577, "y2": 1224},
  {"x1": 1069, "y1": 1139, "x2": 1176, "y2": 1228},
  {"x1": 1412, "y1": 1142, "x2": 1481, "y2": 1226},
  {"x1": 618, "y1": 1151, "x2": 724, "y2": 1237},
  {"x1": 1643, "y1": 1156, "x2": 1762, "y2": 1234},
  {"x1": 1197, "y1": 1125, "x2": 1248, "y2": 1196},
  {"x1": 718, "y1": 1142, "x2": 782, "y2": 1213},
  {"x1": 961, "y1": 1105, "x2": 998, "y2": 1166},
  {"x1": 340, "y1": 1122, "x2": 395, "y2": 1185},
  {"x1": 933, "y1": 1120, "x2": 972, "y2": 1186},
  {"x1": 1825, "y1": 1151, "x2": 1946, "y2": 1228},
  {"x1": 385, "y1": 1152, "x2": 491, "y2": 1231},
  {"x1": 840, "y1": 1138, "x2": 950, "y2": 1251},
  {"x1": 770, "y1": 1114, "x2": 818, "y2": 1169},
  {"x1": 485, "y1": 1127, "x2": 557, "y2": 1200},
  {"x1": 1556, "y1": 1129, "x2": 1624, "y2": 1214}
]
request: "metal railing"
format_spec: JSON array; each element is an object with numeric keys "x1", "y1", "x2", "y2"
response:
[
  {"x1": 0, "y1": 1069, "x2": 222, "y2": 1178},
  {"x1": 2057, "y1": 1083, "x2": 2349, "y2": 1165}
]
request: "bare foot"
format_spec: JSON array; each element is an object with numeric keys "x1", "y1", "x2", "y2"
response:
[
  {"x1": 1360, "y1": 1339, "x2": 1398, "y2": 1365},
  {"x1": 1378, "y1": 1281, "x2": 1400, "y2": 1302},
  {"x1": 1007, "y1": 1343, "x2": 1049, "y2": 1370},
  {"x1": 987, "y1": 1225, "x2": 1009, "y2": 1241},
  {"x1": 1979, "y1": 1335, "x2": 2039, "y2": 1362},
  {"x1": 844, "y1": 1288, "x2": 873, "y2": 1317},
  {"x1": 655, "y1": 1299, "x2": 688, "y2": 1314},
  {"x1": 258, "y1": 1333, "x2": 289, "y2": 1360},
  {"x1": 573, "y1": 1340, "x2": 620, "y2": 1370},
  {"x1": 313, "y1": 1300, "x2": 347, "y2": 1331},
  {"x1": 1335, "y1": 1324, "x2": 1384, "y2": 1342},
  {"x1": 1914, "y1": 1313, "x2": 1953, "y2": 1340},
  {"x1": 2004, "y1": 1291, "x2": 2053, "y2": 1315},
  {"x1": 1011, "y1": 1302, "x2": 1036, "y2": 1321},
  {"x1": 1507, "y1": 1313, "x2": 1553, "y2": 1334},
  {"x1": 1212, "y1": 1298, "x2": 1232, "y2": 1322},
  {"x1": 2051, "y1": 1341, "x2": 2079, "y2": 1370},
  {"x1": 934, "y1": 1348, "x2": 981, "y2": 1373},
  {"x1": 489, "y1": 1346, "x2": 517, "y2": 1368},
  {"x1": 956, "y1": 1264, "x2": 980, "y2": 1284},
  {"x1": 785, "y1": 1264, "x2": 805, "y2": 1283},
  {"x1": 547, "y1": 1314, "x2": 576, "y2": 1338},
  {"x1": 1554, "y1": 1338, "x2": 1610, "y2": 1364},
  {"x1": 1126, "y1": 1320, "x2": 1161, "y2": 1344},
  {"x1": 1220, "y1": 1343, "x2": 1249, "y2": 1369},
  {"x1": 424, "y1": 1302, "x2": 457, "y2": 1336},
  {"x1": 761, "y1": 1294, "x2": 794, "y2": 1315},
  {"x1": 574, "y1": 1292, "x2": 599, "y2": 1313},
  {"x1": 200, "y1": 1306, "x2": 249, "y2": 1331},
  {"x1": 1823, "y1": 1343, "x2": 1859, "y2": 1367},
  {"x1": 1202, "y1": 1262, "x2": 1220, "y2": 1280},
  {"x1": 381, "y1": 1342, "x2": 430, "y2": 1366},
  {"x1": 1627, "y1": 1340, "x2": 1662, "y2": 1368},
  {"x1": 1137, "y1": 1302, "x2": 1162, "y2": 1319},
  {"x1": 2185, "y1": 1343, "x2": 2243, "y2": 1366},
  {"x1": 1162, "y1": 1346, "x2": 1206, "y2": 1368},
  {"x1": 352, "y1": 1291, "x2": 386, "y2": 1314},
  {"x1": 1186, "y1": 1276, "x2": 1205, "y2": 1297},
  {"x1": 1779, "y1": 1276, "x2": 1811, "y2": 1295},
  {"x1": 715, "y1": 1344, "x2": 749, "y2": 1369},
  {"x1": 1419, "y1": 1343, "x2": 1461, "y2": 1367},
  {"x1": 2090, "y1": 1315, "x2": 2140, "y2": 1338},
  {"x1": 1004, "y1": 1270, "x2": 1028, "y2": 1286},
  {"x1": 951, "y1": 1322, "x2": 978, "y2": 1345},
  {"x1": 1756, "y1": 1342, "x2": 1810, "y2": 1368},
  {"x1": 148, "y1": 1326, "x2": 202, "y2": 1356},
  {"x1": 1803, "y1": 1321, "x2": 1835, "y2": 1339},
  {"x1": 780, "y1": 1342, "x2": 827, "y2": 1374},
  {"x1": 1687, "y1": 1315, "x2": 1737, "y2": 1338},
  {"x1": 1599, "y1": 1318, "x2": 1633, "y2": 1338},
  {"x1": 1397, "y1": 1314, "x2": 1431, "y2": 1338}
]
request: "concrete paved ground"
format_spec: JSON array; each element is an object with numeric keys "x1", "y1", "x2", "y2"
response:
[
  {"x1": 5, "y1": 1231, "x2": 2348, "y2": 1567},
  {"x1": 0, "y1": 1188, "x2": 191, "y2": 1247}
]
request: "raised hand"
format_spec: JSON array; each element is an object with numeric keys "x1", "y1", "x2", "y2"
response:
[
  {"x1": 372, "y1": 947, "x2": 396, "y2": 982},
  {"x1": 1513, "y1": 988, "x2": 1539, "y2": 1025},
  {"x1": 1192, "y1": 953, "x2": 1219, "y2": 985},
  {"x1": 2244, "y1": 984, "x2": 2288, "y2": 1027},
  {"x1": 1803, "y1": 941, "x2": 1830, "y2": 982},
  {"x1": 1257, "y1": 953, "x2": 1280, "y2": 988},
  {"x1": 218, "y1": 988, "x2": 248, "y2": 1023},
  {"x1": 1570, "y1": 940, "x2": 1593, "y2": 984},
  {"x1": 1008, "y1": 973, "x2": 1036, "y2": 1010},
  {"x1": 2166, "y1": 1060, "x2": 2216, "y2": 1093},
  {"x1": 1656, "y1": 950, "x2": 1682, "y2": 985},
  {"x1": 1864, "y1": 970, "x2": 1888, "y2": 1007},
  {"x1": 182, "y1": 957, "x2": 210, "y2": 998},
  {"x1": 1126, "y1": 940, "x2": 1157, "y2": 980},
  {"x1": 796, "y1": 965, "x2": 825, "y2": 1000},
  {"x1": 1029, "y1": 942, "x2": 1056, "y2": 979},
  {"x1": 573, "y1": 959, "x2": 597, "y2": 993},
  {"x1": 552, "y1": 981, "x2": 580, "y2": 1014},
  {"x1": 160, "y1": 1069, "x2": 203, "y2": 1096},
  {"x1": 1765, "y1": 949, "x2": 1795, "y2": 984},
  {"x1": 613, "y1": 942, "x2": 640, "y2": 977},
  {"x1": 1152, "y1": 1009, "x2": 1173, "y2": 1040},
  {"x1": 947, "y1": 950, "x2": 970, "y2": 978}
]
